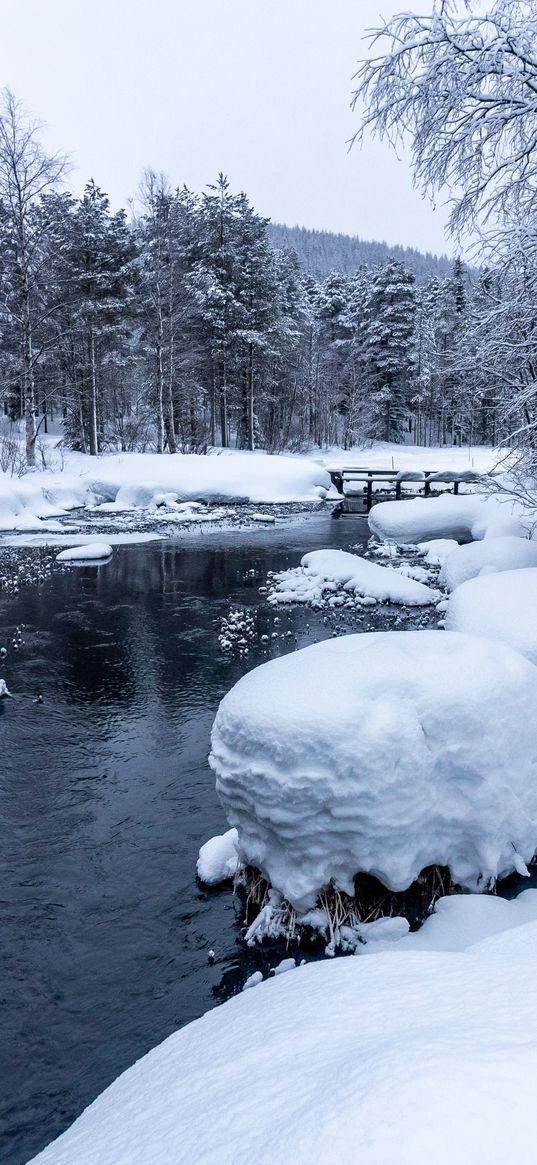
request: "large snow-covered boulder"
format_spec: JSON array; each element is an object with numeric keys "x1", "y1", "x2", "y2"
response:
[
  {"x1": 440, "y1": 536, "x2": 537, "y2": 592},
  {"x1": 445, "y1": 568, "x2": 537, "y2": 663},
  {"x1": 210, "y1": 630, "x2": 537, "y2": 912}
]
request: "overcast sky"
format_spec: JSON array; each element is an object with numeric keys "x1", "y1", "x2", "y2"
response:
[{"x1": 0, "y1": 0, "x2": 452, "y2": 256}]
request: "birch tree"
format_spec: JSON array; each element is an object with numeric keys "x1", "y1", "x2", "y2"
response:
[
  {"x1": 0, "y1": 89, "x2": 66, "y2": 465},
  {"x1": 352, "y1": 1, "x2": 537, "y2": 238}
]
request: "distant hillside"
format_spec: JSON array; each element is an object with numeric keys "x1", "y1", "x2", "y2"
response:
[{"x1": 267, "y1": 223, "x2": 454, "y2": 283}]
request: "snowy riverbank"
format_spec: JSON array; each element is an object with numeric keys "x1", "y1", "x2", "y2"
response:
[
  {"x1": 0, "y1": 443, "x2": 501, "y2": 546},
  {"x1": 30, "y1": 891, "x2": 537, "y2": 1164}
]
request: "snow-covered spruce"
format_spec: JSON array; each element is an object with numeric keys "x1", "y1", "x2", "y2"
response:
[
  {"x1": 267, "y1": 548, "x2": 440, "y2": 608},
  {"x1": 209, "y1": 631, "x2": 537, "y2": 924},
  {"x1": 445, "y1": 568, "x2": 537, "y2": 664}
]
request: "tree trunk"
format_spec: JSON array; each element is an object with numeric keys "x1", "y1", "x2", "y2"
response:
[
  {"x1": 22, "y1": 263, "x2": 36, "y2": 467},
  {"x1": 156, "y1": 329, "x2": 164, "y2": 454},
  {"x1": 219, "y1": 359, "x2": 228, "y2": 447},
  {"x1": 165, "y1": 280, "x2": 177, "y2": 453},
  {"x1": 247, "y1": 345, "x2": 255, "y2": 451},
  {"x1": 88, "y1": 328, "x2": 99, "y2": 456}
]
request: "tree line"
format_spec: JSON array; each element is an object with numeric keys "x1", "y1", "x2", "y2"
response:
[{"x1": 0, "y1": 87, "x2": 521, "y2": 467}]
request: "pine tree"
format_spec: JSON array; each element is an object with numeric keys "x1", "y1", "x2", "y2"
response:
[
  {"x1": 364, "y1": 259, "x2": 416, "y2": 442},
  {"x1": 61, "y1": 181, "x2": 138, "y2": 454}
]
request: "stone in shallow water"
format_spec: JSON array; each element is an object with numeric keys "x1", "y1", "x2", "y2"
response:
[{"x1": 56, "y1": 542, "x2": 113, "y2": 563}]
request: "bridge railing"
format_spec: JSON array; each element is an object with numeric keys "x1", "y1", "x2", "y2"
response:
[{"x1": 328, "y1": 468, "x2": 487, "y2": 512}]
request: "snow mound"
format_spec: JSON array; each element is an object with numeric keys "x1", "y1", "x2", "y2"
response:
[
  {"x1": 196, "y1": 828, "x2": 239, "y2": 884},
  {"x1": 268, "y1": 548, "x2": 440, "y2": 607},
  {"x1": 440, "y1": 536, "x2": 537, "y2": 591},
  {"x1": 445, "y1": 568, "x2": 537, "y2": 663},
  {"x1": 56, "y1": 543, "x2": 113, "y2": 563},
  {"x1": 29, "y1": 906, "x2": 537, "y2": 1165},
  {"x1": 369, "y1": 492, "x2": 530, "y2": 545},
  {"x1": 416, "y1": 538, "x2": 459, "y2": 566},
  {"x1": 210, "y1": 630, "x2": 537, "y2": 912}
]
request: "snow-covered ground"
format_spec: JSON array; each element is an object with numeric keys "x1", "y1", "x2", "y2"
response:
[
  {"x1": 30, "y1": 892, "x2": 537, "y2": 1165},
  {"x1": 210, "y1": 630, "x2": 537, "y2": 912},
  {"x1": 318, "y1": 440, "x2": 502, "y2": 474},
  {"x1": 0, "y1": 449, "x2": 333, "y2": 542},
  {"x1": 0, "y1": 442, "x2": 502, "y2": 545}
]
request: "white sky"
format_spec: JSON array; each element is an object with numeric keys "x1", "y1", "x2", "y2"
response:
[{"x1": 0, "y1": 0, "x2": 453, "y2": 256}]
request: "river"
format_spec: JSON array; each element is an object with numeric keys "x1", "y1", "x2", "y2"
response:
[{"x1": 0, "y1": 514, "x2": 383, "y2": 1164}]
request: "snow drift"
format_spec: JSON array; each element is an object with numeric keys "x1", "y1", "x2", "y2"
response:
[
  {"x1": 56, "y1": 542, "x2": 113, "y2": 563},
  {"x1": 440, "y1": 535, "x2": 537, "y2": 591},
  {"x1": 369, "y1": 492, "x2": 531, "y2": 545},
  {"x1": 29, "y1": 899, "x2": 537, "y2": 1165},
  {"x1": 210, "y1": 630, "x2": 537, "y2": 912},
  {"x1": 445, "y1": 568, "x2": 537, "y2": 663}
]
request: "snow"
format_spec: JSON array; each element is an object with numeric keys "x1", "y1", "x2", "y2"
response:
[
  {"x1": 29, "y1": 893, "x2": 537, "y2": 1165},
  {"x1": 440, "y1": 535, "x2": 537, "y2": 591},
  {"x1": 445, "y1": 568, "x2": 537, "y2": 663},
  {"x1": 267, "y1": 548, "x2": 440, "y2": 608},
  {"x1": 0, "y1": 678, "x2": 11, "y2": 698},
  {"x1": 320, "y1": 440, "x2": 501, "y2": 475},
  {"x1": 3, "y1": 531, "x2": 160, "y2": 550},
  {"x1": 272, "y1": 957, "x2": 296, "y2": 976},
  {"x1": 369, "y1": 491, "x2": 530, "y2": 545},
  {"x1": 196, "y1": 828, "x2": 239, "y2": 884},
  {"x1": 210, "y1": 630, "x2": 537, "y2": 912},
  {"x1": 0, "y1": 450, "x2": 332, "y2": 539},
  {"x1": 416, "y1": 538, "x2": 459, "y2": 566},
  {"x1": 56, "y1": 542, "x2": 113, "y2": 563},
  {"x1": 242, "y1": 971, "x2": 263, "y2": 990}
]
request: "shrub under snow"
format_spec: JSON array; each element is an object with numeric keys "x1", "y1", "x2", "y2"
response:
[{"x1": 210, "y1": 630, "x2": 537, "y2": 913}]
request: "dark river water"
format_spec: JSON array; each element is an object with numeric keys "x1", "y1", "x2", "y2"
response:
[{"x1": 0, "y1": 513, "x2": 382, "y2": 1165}]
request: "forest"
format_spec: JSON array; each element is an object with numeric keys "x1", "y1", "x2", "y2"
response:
[{"x1": 0, "y1": 91, "x2": 525, "y2": 467}]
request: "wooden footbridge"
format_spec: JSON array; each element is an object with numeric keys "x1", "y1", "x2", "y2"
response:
[{"x1": 328, "y1": 466, "x2": 485, "y2": 514}]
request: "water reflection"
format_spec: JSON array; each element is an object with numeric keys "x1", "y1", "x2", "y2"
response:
[{"x1": 0, "y1": 515, "x2": 370, "y2": 1164}]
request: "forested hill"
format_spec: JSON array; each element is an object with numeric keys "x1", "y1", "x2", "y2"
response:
[{"x1": 267, "y1": 222, "x2": 453, "y2": 283}]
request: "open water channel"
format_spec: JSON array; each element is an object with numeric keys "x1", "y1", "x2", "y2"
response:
[{"x1": 1, "y1": 513, "x2": 387, "y2": 1164}]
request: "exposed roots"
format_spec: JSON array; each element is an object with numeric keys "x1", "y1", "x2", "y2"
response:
[{"x1": 235, "y1": 863, "x2": 458, "y2": 955}]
